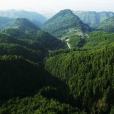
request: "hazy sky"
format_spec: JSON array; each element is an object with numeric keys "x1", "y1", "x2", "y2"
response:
[{"x1": 0, "y1": 0, "x2": 114, "y2": 14}]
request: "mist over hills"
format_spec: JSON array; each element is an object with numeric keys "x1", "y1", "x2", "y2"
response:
[
  {"x1": 74, "y1": 11, "x2": 114, "y2": 28},
  {"x1": 0, "y1": 9, "x2": 114, "y2": 30},
  {"x1": 97, "y1": 16, "x2": 114, "y2": 32},
  {"x1": 0, "y1": 10, "x2": 47, "y2": 26}
]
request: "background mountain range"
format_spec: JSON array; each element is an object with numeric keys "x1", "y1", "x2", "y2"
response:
[
  {"x1": 0, "y1": 10, "x2": 47, "y2": 26},
  {"x1": 74, "y1": 11, "x2": 114, "y2": 28},
  {"x1": 1, "y1": 9, "x2": 114, "y2": 49}
]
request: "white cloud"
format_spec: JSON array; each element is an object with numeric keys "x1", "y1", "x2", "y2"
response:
[{"x1": 0, "y1": 0, "x2": 114, "y2": 14}]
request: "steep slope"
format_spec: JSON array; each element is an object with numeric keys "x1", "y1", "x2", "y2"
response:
[
  {"x1": 45, "y1": 46, "x2": 114, "y2": 114},
  {"x1": 42, "y1": 9, "x2": 91, "y2": 38},
  {"x1": 0, "y1": 55, "x2": 43, "y2": 98},
  {"x1": 0, "y1": 19, "x2": 66, "y2": 62},
  {"x1": 1, "y1": 18, "x2": 66, "y2": 49},
  {"x1": 74, "y1": 11, "x2": 114, "y2": 28},
  {"x1": 83, "y1": 32, "x2": 114, "y2": 49},
  {"x1": 97, "y1": 16, "x2": 114, "y2": 32},
  {"x1": 0, "y1": 55, "x2": 68, "y2": 101},
  {"x1": 4, "y1": 18, "x2": 42, "y2": 37},
  {"x1": 0, "y1": 10, "x2": 46, "y2": 26},
  {"x1": 0, "y1": 33, "x2": 47, "y2": 63},
  {"x1": 1, "y1": 18, "x2": 39, "y2": 33},
  {"x1": 0, "y1": 19, "x2": 67, "y2": 103}
]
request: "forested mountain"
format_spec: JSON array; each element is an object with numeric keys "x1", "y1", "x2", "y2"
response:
[
  {"x1": 42, "y1": 9, "x2": 91, "y2": 38},
  {"x1": 0, "y1": 9, "x2": 114, "y2": 114},
  {"x1": 1, "y1": 18, "x2": 65, "y2": 49},
  {"x1": 0, "y1": 55, "x2": 69, "y2": 100},
  {"x1": 0, "y1": 17, "x2": 39, "y2": 32},
  {"x1": 45, "y1": 46, "x2": 114, "y2": 114},
  {"x1": 0, "y1": 40, "x2": 114, "y2": 114},
  {"x1": 0, "y1": 10, "x2": 46, "y2": 26},
  {"x1": 83, "y1": 32, "x2": 114, "y2": 49},
  {"x1": 97, "y1": 16, "x2": 114, "y2": 32},
  {"x1": 1, "y1": 18, "x2": 39, "y2": 32},
  {"x1": 0, "y1": 34, "x2": 47, "y2": 63},
  {"x1": 0, "y1": 55, "x2": 44, "y2": 98},
  {"x1": 74, "y1": 11, "x2": 114, "y2": 28},
  {"x1": 0, "y1": 18, "x2": 66, "y2": 62}
]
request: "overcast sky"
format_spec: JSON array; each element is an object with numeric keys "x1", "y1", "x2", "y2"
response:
[{"x1": 0, "y1": 0, "x2": 114, "y2": 14}]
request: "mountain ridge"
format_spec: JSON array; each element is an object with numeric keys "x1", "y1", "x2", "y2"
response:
[{"x1": 42, "y1": 9, "x2": 91, "y2": 38}]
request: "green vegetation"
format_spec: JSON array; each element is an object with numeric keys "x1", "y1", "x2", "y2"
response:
[
  {"x1": 84, "y1": 32, "x2": 114, "y2": 49},
  {"x1": 0, "y1": 55, "x2": 70, "y2": 101},
  {"x1": 42, "y1": 9, "x2": 91, "y2": 38},
  {"x1": 0, "y1": 95, "x2": 82, "y2": 114},
  {"x1": 62, "y1": 30, "x2": 87, "y2": 48},
  {"x1": 64, "y1": 31, "x2": 114, "y2": 49},
  {"x1": 75, "y1": 11, "x2": 114, "y2": 28},
  {"x1": 0, "y1": 19, "x2": 66, "y2": 62},
  {"x1": 97, "y1": 16, "x2": 114, "y2": 32},
  {"x1": 45, "y1": 46, "x2": 114, "y2": 114},
  {"x1": 0, "y1": 9, "x2": 113, "y2": 114}
]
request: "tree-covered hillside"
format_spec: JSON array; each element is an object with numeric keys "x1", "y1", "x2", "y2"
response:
[
  {"x1": 83, "y1": 32, "x2": 114, "y2": 49},
  {"x1": 0, "y1": 32, "x2": 65, "y2": 63},
  {"x1": 0, "y1": 95, "x2": 79, "y2": 114},
  {"x1": 0, "y1": 18, "x2": 66, "y2": 63},
  {"x1": 42, "y1": 9, "x2": 91, "y2": 38},
  {"x1": 0, "y1": 55, "x2": 70, "y2": 100},
  {"x1": 45, "y1": 46, "x2": 114, "y2": 114},
  {"x1": 1, "y1": 18, "x2": 65, "y2": 49}
]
